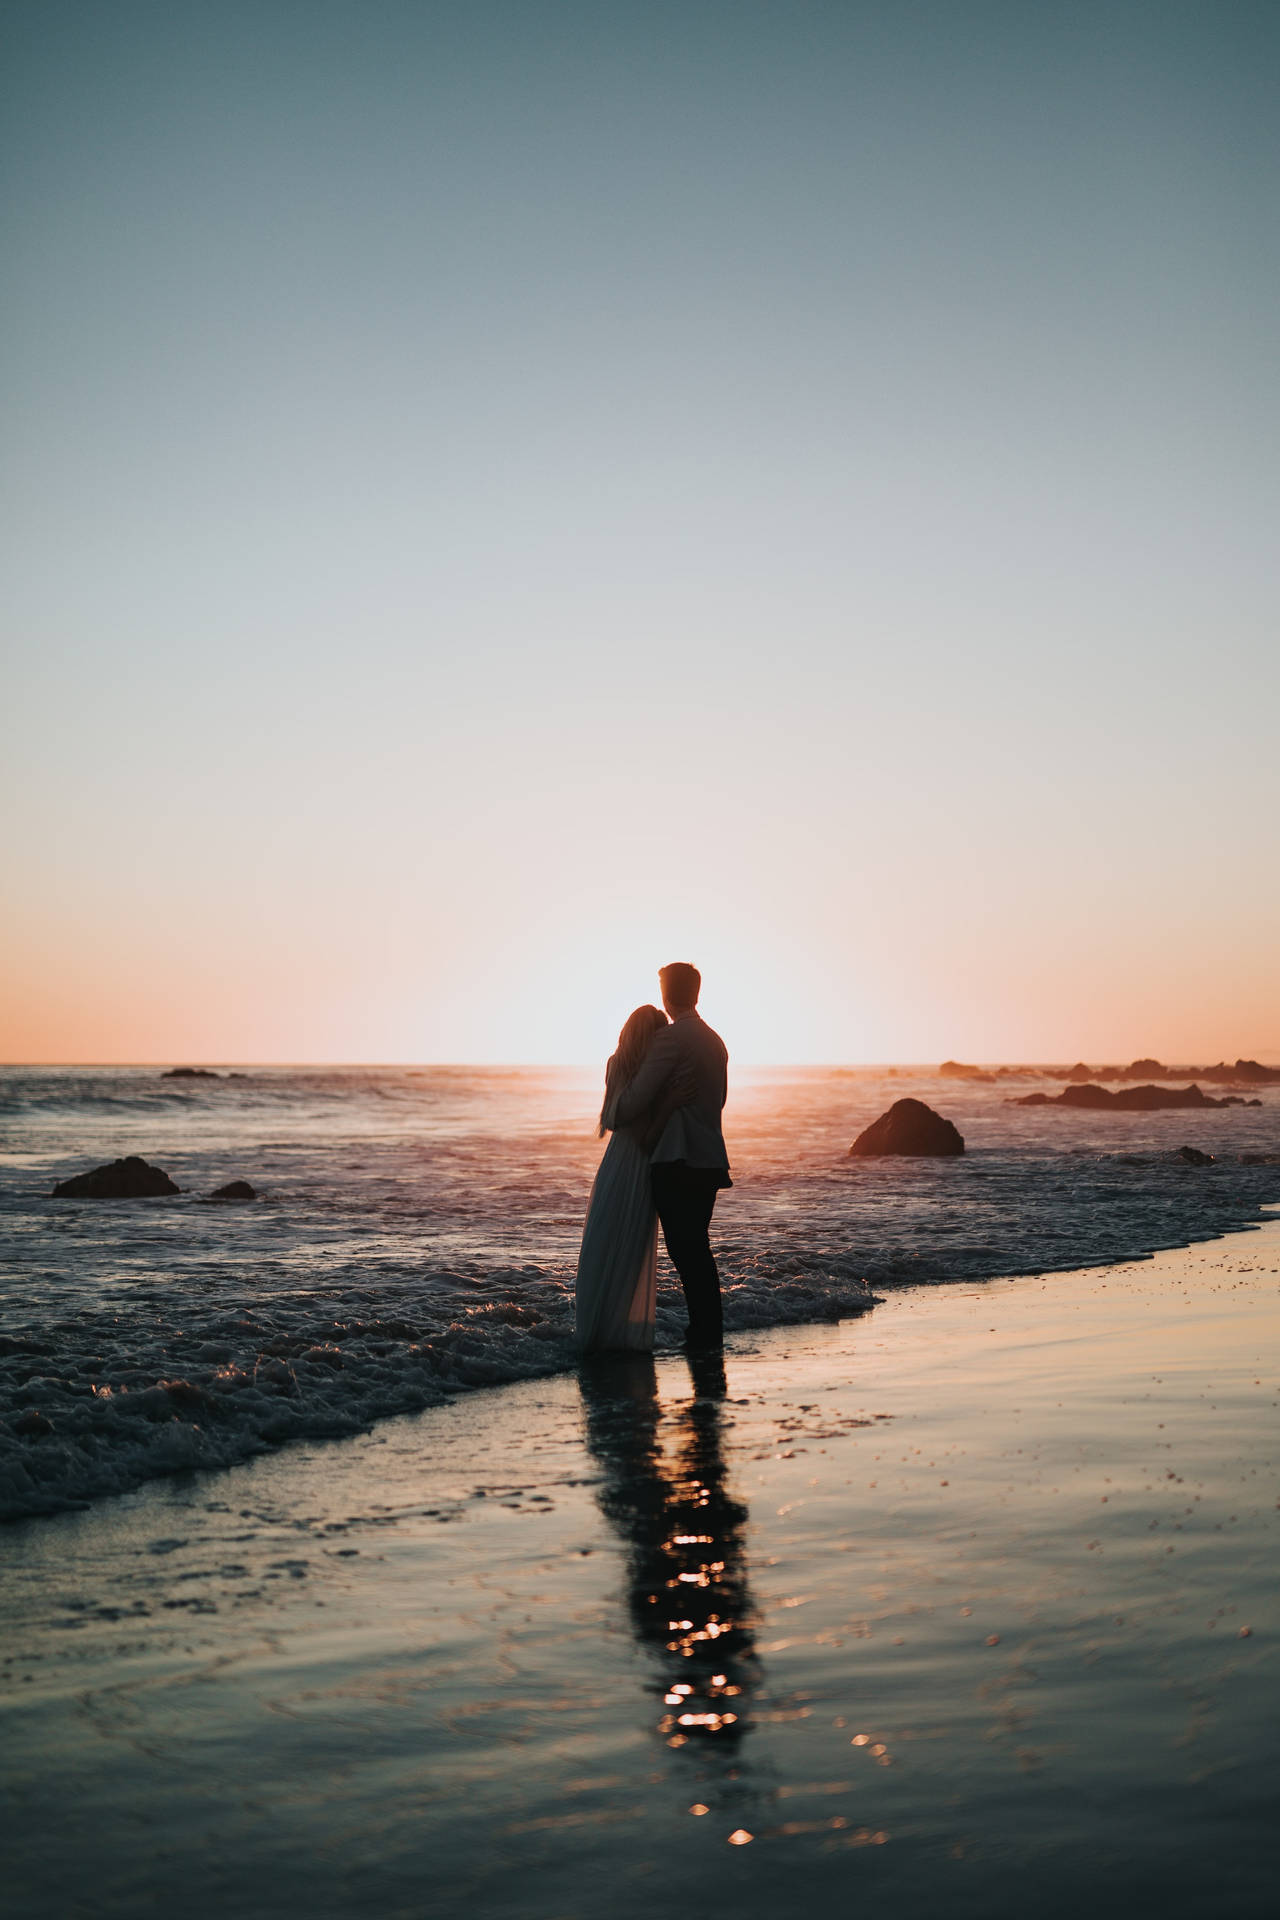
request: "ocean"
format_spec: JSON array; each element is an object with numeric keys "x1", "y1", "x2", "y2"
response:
[{"x1": 2, "y1": 1063, "x2": 1277, "y2": 1522}]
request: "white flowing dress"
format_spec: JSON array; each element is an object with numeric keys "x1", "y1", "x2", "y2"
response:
[{"x1": 575, "y1": 1088, "x2": 658, "y2": 1353}]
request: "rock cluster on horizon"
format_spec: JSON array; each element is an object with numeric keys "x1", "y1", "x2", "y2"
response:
[
  {"x1": 1014, "y1": 1083, "x2": 1259, "y2": 1112},
  {"x1": 1046, "y1": 1056, "x2": 1280, "y2": 1086},
  {"x1": 937, "y1": 1055, "x2": 1279, "y2": 1086},
  {"x1": 850, "y1": 1098, "x2": 964, "y2": 1156}
]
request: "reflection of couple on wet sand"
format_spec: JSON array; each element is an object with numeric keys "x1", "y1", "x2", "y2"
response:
[
  {"x1": 575, "y1": 963, "x2": 731, "y2": 1354},
  {"x1": 578, "y1": 1350, "x2": 759, "y2": 1755},
  {"x1": 576, "y1": 970, "x2": 755, "y2": 1767}
]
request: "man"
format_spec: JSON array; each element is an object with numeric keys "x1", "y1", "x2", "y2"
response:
[{"x1": 612, "y1": 962, "x2": 731, "y2": 1349}]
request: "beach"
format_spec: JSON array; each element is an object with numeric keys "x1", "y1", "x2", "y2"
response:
[
  {"x1": 3, "y1": 1218, "x2": 1277, "y2": 1918},
  {"x1": 4, "y1": 1064, "x2": 1280, "y2": 1521}
]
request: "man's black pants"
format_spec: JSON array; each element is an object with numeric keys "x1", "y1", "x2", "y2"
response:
[{"x1": 651, "y1": 1163, "x2": 726, "y2": 1348}]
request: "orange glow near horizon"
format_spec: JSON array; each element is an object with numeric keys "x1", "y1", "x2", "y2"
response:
[{"x1": 3, "y1": 886, "x2": 1277, "y2": 1067}]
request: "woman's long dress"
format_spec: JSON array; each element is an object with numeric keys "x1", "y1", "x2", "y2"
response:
[{"x1": 575, "y1": 1095, "x2": 658, "y2": 1353}]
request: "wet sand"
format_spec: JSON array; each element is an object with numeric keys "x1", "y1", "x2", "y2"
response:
[{"x1": 3, "y1": 1220, "x2": 1278, "y2": 1918}]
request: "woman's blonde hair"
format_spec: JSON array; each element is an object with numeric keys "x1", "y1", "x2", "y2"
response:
[{"x1": 599, "y1": 1004, "x2": 667, "y2": 1134}]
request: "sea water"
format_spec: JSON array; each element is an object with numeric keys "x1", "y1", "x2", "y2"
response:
[
  {"x1": 2, "y1": 1064, "x2": 1277, "y2": 1520},
  {"x1": 3, "y1": 1235, "x2": 1277, "y2": 1919}
]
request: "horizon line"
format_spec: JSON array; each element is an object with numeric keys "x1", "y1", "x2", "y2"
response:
[{"x1": 5, "y1": 1054, "x2": 1279, "y2": 1072}]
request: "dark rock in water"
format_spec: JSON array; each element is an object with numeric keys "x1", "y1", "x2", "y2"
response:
[
  {"x1": 1014, "y1": 1083, "x2": 1235, "y2": 1112},
  {"x1": 850, "y1": 1098, "x2": 964, "y2": 1156},
  {"x1": 1064, "y1": 1062, "x2": 1094, "y2": 1082},
  {"x1": 1194, "y1": 1058, "x2": 1280, "y2": 1086},
  {"x1": 163, "y1": 1067, "x2": 221, "y2": 1079},
  {"x1": 938, "y1": 1060, "x2": 994, "y2": 1081},
  {"x1": 51, "y1": 1156, "x2": 180, "y2": 1199},
  {"x1": 1064, "y1": 1055, "x2": 1280, "y2": 1086},
  {"x1": 1224, "y1": 1058, "x2": 1280, "y2": 1084},
  {"x1": 210, "y1": 1179, "x2": 256, "y2": 1202},
  {"x1": 1109, "y1": 1084, "x2": 1227, "y2": 1111},
  {"x1": 14, "y1": 1409, "x2": 54, "y2": 1437},
  {"x1": 1241, "y1": 1151, "x2": 1280, "y2": 1165},
  {"x1": 1174, "y1": 1146, "x2": 1215, "y2": 1165}
]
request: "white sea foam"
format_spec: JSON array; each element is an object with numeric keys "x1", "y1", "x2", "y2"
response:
[{"x1": 2, "y1": 1065, "x2": 1277, "y2": 1519}]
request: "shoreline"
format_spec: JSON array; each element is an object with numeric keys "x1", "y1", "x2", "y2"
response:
[
  {"x1": 4, "y1": 1193, "x2": 1280, "y2": 1527},
  {"x1": 2, "y1": 1218, "x2": 1278, "y2": 1916}
]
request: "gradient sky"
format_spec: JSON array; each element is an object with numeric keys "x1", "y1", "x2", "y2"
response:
[{"x1": 3, "y1": 1, "x2": 1277, "y2": 1065}]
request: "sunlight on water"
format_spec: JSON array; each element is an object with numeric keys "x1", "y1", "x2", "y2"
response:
[{"x1": 1, "y1": 1065, "x2": 1277, "y2": 1518}]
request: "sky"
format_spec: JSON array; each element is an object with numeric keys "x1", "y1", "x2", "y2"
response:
[{"x1": 2, "y1": 0, "x2": 1277, "y2": 1066}]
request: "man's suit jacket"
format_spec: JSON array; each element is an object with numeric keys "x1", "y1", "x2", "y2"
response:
[{"x1": 612, "y1": 1011, "x2": 729, "y2": 1171}]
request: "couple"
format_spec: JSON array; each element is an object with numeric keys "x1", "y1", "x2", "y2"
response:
[{"x1": 575, "y1": 962, "x2": 731, "y2": 1354}]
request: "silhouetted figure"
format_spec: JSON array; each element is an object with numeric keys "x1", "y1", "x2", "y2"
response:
[
  {"x1": 610, "y1": 963, "x2": 731, "y2": 1349},
  {"x1": 577, "y1": 1004, "x2": 677, "y2": 1351},
  {"x1": 578, "y1": 1350, "x2": 758, "y2": 1760}
]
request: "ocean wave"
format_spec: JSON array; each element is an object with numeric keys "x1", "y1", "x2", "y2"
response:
[
  {"x1": 0, "y1": 1259, "x2": 883, "y2": 1520},
  {"x1": 6, "y1": 1175, "x2": 1280, "y2": 1522},
  {"x1": 2, "y1": 1065, "x2": 1277, "y2": 1521}
]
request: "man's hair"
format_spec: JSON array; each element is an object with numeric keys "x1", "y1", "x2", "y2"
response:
[{"x1": 659, "y1": 962, "x2": 701, "y2": 1010}]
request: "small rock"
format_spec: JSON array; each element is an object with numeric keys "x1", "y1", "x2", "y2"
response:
[
  {"x1": 52, "y1": 1156, "x2": 180, "y2": 1199},
  {"x1": 209, "y1": 1179, "x2": 256, "y2": 1202},
  {"x1": 849, "y1": 1099, "x2": 964, "y2": 1157},
  {"x1": 1174, "y1": 1146, "x2": 1215, "y2": 1166},
  {"x1": 14, "y1": 1410, "x2": 54, "y2": 1437},
  {"x1": 162, "y1": 1067, "x2": 221, "y2": 1079}
]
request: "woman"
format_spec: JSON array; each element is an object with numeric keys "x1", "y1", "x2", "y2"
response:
[{"x1": 575, "y1": 1004, "x2": 674, "y2": 1353}]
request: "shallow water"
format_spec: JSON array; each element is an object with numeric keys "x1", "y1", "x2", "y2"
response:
[
  {"x1": 2, "y1": 1064, "x2": 1278, "y2": 1518},
  {"x1": 2, "y1": 1225, "x2": 1277, "y2": 1917}
]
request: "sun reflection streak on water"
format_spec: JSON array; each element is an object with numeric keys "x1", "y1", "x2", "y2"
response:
[{"x1": 578, "y1": 1350, "x2": 761, "y2": 1779}]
